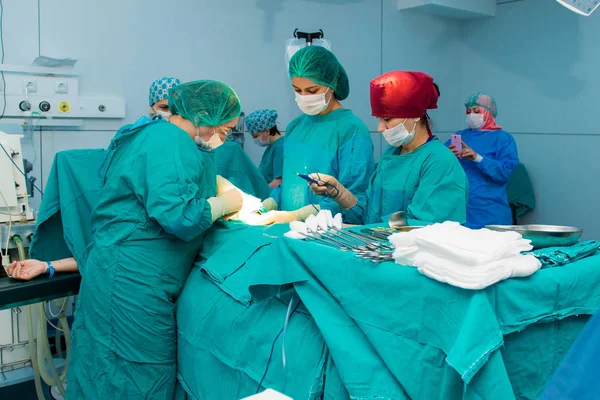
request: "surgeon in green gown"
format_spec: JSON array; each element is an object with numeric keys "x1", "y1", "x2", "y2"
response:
[
  {"x1": 56, "y1": 80, "x2": 244, "y2": 399},
  {"x1": 254, "y1": 46, "x2": 374, "y2": 225},
  {"x1": 310, "y1": 71, "x2": 468, "y2": 225}
]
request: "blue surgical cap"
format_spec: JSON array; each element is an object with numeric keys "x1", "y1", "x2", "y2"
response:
[
  {"x1": 149, "y1": 77, "x2": 182, "y2": 106},
  {"x1": 246, "y1": 109, "x2": 278, "y2": 135}
]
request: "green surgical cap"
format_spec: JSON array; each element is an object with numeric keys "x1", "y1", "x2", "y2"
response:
[
  {"x1": 465, "y1": 92, "x2": 497, "y2": 118},
  {"x1": 169, "y1": 80, "x2": 242, "y2": 127},
  {"x1": 288, "y1": 46, "x2": 350, "y2": 101}
]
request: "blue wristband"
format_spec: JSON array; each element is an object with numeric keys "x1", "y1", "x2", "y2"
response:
[{"x1": 46, "y1": 261, "x2": 55, "y2": 279}]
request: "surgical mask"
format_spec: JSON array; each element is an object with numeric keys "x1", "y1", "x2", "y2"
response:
[
  {"x1": 295, "y1": 89, "x2": 331, "y2": 115},
  {"x1": 466, "y1": 113, "x2": 484, "y2": 130},
  {"x1": 253, "y1": 136, "x2": 269, "y2": 147},
  {"x1": 153, "y1": 108, "x2": 171, "y2": 120},
  {"x1": 382, "y1": 119, "x2": 417, "y2": 147},
  {"x1": 194, "y1": 127, "x2": 224, "y2": 150}
]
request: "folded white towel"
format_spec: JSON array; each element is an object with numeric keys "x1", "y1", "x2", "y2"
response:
[
  {"x1": 390, "y1": 222, "x2": 532, "y2": 266},
  {"x1": 415, "y1": 252, "x2": 541, "y2": 290},
  {"x1": 389, "y1": 222, "x2": 541, "y2": 289}
]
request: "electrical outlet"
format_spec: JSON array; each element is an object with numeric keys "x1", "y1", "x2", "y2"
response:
[
  {"x1": 55, "y1": 79, "x2": 68, "y2": 94},
  {"x1": 23, "y1": 79, "x2": 37, "y2": 93}
]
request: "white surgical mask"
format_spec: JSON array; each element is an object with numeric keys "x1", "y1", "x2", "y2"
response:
[
  {"x1": 194, "y1": 127, "x2": 224, "y2": 150},
  {"x1": 153, "y1": 107, "x2": 171, "y2": 120},
  {"x1": 466, "y1": 113, "x2": 484, "y2": 130},
  {"x1": 382, "y1": 119, "x2": 418, "y2": 147},
  {"x1": 295, "y1": 89, "x2": 331, "y2": 115},
  {"x1": 253, "y1": 135, "x2": 269, "y2": 147}
]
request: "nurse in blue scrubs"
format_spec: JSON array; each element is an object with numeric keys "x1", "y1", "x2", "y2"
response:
[{"x1": 447, "y1": 93, "x2": 519, "y2": 229}]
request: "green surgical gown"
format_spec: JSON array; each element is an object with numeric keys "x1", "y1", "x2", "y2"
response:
[
  {"x1": 67, "y1": 119, "x2": 217, "y2": 400},
  {"x1": 258, "y1": 136, "x2": 285, "y2": 184},
  {"x1": 215, "y1": 141, "x2": 271, "y2": 200},
  {"x1": 272, "y1": 109, "x2": 374, "y2": 219},
  {"x1": 359, "y1": 139, "x2": 468, "y2": 225}
]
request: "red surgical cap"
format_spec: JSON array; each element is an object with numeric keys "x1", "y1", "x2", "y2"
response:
[{"x1": 370, "y1": 71, "x2": 439, "y2": 119}]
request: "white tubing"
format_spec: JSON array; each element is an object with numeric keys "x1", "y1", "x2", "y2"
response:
[
  {"x1": 26, "y1": 305, "x2": 46, "y2": 400},
  {"x1": 36, "y1": 301, "x2": 68, "y2": 396}
]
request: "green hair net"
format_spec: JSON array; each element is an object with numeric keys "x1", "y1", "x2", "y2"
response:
[
  {"x1": 288, "y1": 46, "x2": 350, "y2": 101},
  {"x1": 168, "y1": 80, "x2": 242, "y2": 127},
  {"x1": 465, "y1": 92, "x2": 497, "y2": 118}
]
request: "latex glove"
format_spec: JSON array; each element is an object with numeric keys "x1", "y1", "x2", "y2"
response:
[
  {"x1": 292, "y1": 204, "x2": 320, "y2": 221},
  {"x1": 247, "y1": 210, "x2": 298, "y2": 226},
  {"x1": 207, "y1": 189, "x2": 243, "y2": 221},
  {"x1": 6, "y1": 259, "x2": 47, "y2": 281},
  {"x1": 262, "y1": 197, "x2": 279, "y2": 211},
  {"x1": 308, "y1": 173, "x2": 357, "y2": 210}
]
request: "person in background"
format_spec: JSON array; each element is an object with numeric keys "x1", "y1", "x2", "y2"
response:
[
  {"x1": 8, "y1": 80, "x2": 244, "y2": 399},
  {"x1": 256, "y1": 46, "x2": 374, "y2": 225},
  {"x1": 447, "y1": 92, "x2": 518, "y2": 229},
  {"x1": 309, "y1": 71, "x2": 468, "y2": 224},
  {"x1": 149, "y1": 76, "x2": 182, "y2": 119},
  {"x1": 246, "y1": 109, "x2": 285, "y2": 189}
]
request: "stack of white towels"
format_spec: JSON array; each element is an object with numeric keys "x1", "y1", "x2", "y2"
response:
[{"x1": 389, "y1": 222, "x2": 542, "y2": 290}]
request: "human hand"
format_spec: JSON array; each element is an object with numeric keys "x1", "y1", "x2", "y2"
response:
[
  {"x1": 245, "y1": 210, "x2": 297, "y2": 226},
  {"x1": 261, "y1": 198, "x2": 278, "y2": 211},
  {"x1": 308, "y1": 173, "x2": 357, "y2": 210},
  {"x1": 219, "y1": 189, "x2": 243, "y2": 215},
  {"x1": 460, "y1": 141, "x2": 478, "y2": 161},
  {"x1": 448, "y1": 144, "x2": 462, "y2": 158},
  {"x1": 7, "y1": 259, "x2": 47, "y2": 281},
  {"x1": 308, "y1": 173, "x2": 341, "y2": 197}
]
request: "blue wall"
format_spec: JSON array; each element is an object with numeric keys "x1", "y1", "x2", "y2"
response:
[
  {"x1": 460, "y1": 0, "x2": 600, "y2": 239},
  {"x1": 2, "y1": 0, "x2": 462, "y2": 206},
  {"x1": 5, "y1": 0, "x2": 593, "y2": 239}
]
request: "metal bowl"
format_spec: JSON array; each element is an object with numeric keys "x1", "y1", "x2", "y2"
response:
[
  {"x1": 485, "y1": 224, "x2": 583, "y2": 249},
  {"x1": 388, "y1": 211, "x2": 408, "y2": 228}
]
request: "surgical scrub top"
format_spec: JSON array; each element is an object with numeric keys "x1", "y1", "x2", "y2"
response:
[
  {"x1": 258, "y1": 136, "x2": 285, "y2": 184},
  {"x1": 361, "y1": 139, "x2": 468, "y2": 225},
  {"x1": 272, "y1": 108, "x2": 374, "y2": 219},
  {"x1": 67, "y1": 119, "x2": 217, "y2": 399},
  {"x1": 447, "y1": 129, "x2": 518, "y2": 229}
]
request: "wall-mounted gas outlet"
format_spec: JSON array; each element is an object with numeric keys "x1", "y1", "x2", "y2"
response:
[
  {"x1": 55, "y1": 79, "x2": 68, "y2": 94},
  {"x1": 23, "y1": 79, "x2": 37, "y2": 93}
]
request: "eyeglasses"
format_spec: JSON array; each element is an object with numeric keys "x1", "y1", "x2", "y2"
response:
[{"x1": 214, "y1": 126, "x2": 232, "y2": 137}]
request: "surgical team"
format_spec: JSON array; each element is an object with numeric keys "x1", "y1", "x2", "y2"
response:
[{"x1": 6, "y1": 45, "x2": 519, "y2": 398}]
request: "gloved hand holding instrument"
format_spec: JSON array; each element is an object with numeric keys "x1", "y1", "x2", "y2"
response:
[{"x1": 305, "y1": 172, "x2": 358, "y2": 210}]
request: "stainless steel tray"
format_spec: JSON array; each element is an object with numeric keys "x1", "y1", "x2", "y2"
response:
[{"x1": 485, "y1": 224, "x2": 583, "y2": 249}]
